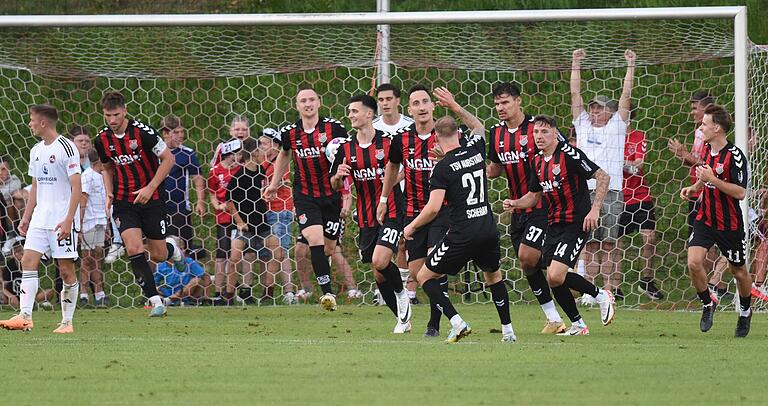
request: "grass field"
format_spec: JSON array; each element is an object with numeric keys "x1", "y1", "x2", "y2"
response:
[{"x1": 0, "y1": 304, "x2": 764, "y2": 405}]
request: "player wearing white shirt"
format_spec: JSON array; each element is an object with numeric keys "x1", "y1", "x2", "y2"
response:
[
  {"x1": 79, "y1": 149, "x2": 108, "y2": 307},
  {"x1": 0, "y1": 105, "x2": 81, "y2": 334},
  {"x1": 570, "y1": 48, "x2": 635, "y2": 298}
]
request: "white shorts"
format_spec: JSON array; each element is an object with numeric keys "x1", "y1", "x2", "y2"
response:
[
  {"x1": 24, "y1": 227, "x2": 78, "y2": 259},
  {"x1": 81, "y1": 225, "x2": 106, "y2": 249}
]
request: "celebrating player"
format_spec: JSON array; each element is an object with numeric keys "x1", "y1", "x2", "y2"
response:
[
  {"x1": 681, "y1": 104, "x2": 752, "y2": 337},
  {"x1": 404, "y1": 113, "x2": 516, "y2": 343},
  {"x1": 0, "y1": 105, "x2": 81, "y2": 333},
  {"x1": 504, "y1": 115, "x2": 615, "y2": 336},
  {"x1": 486, "y1": 82, "x2": 565, "y2": 333},
  {"x1": 264, "y1": 85, "x2": 348, "y2": 311},
  {"x1": 330, "y1": 94, "x2": 412, "y2": 333},
  {"x1": 93, "y1": 91, "x2": 183, "y2": 317}
]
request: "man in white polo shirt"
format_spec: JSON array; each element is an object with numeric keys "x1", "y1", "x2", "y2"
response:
[{"x1": 570, "y1": 48, "x2": 636, "y2": 299}]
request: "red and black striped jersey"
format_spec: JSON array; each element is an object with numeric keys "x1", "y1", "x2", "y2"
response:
[
  {"x1": 529, "y1": 141, "x2": 600, "y2": 225},
  {"x1": 330, "y1": 130, "x2": 403, "y2": 229},
  {"x1": 94, "y1": 119, "x2": 167, "y2": 203},
  {"x1": 280, "y1": 117, "x2": 347, "y2": 198},
  {"x1": 389, "y1": 124, "x2": 438, "y2": 217},
  {"x1": 695, "y1": 142, "x2": 748, "y2": 231}
]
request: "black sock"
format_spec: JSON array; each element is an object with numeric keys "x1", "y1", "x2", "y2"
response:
[
  {"x1": 129, "y1": 253, "x2": 159, "y2": 298},
  {"x1": 427, "y1": 275, "x2": 448, "y2": 329},
  {"x1": 551, "y1": 283, "x2": 582, "y2": 323},
  {"x1": 489, "y1": 281, "x2": 511, "y2": 325},
  {"x1": 423, "y1": 278, "x2": 457, "y2": 320},
  {"x1": 379, "y1": 262, "x2": 403, "y2": 293},
  {"x1": 697, "y1": 289, "x2": 713, "y2": 306},
  {"x1": 526, "y1": 269, "x2": 553, "y2": 305},
  {"x1": 166, "y1": 242, "x2": 176, "y2": 261},
  {"x1": 565, "y1": 272, "x2": 600, "y2": 297},
  {"x1": 309, "y1": 245, "x2": 333, "y2": 295},
  {"x1": 377, "y1": 281, "x2": 397, "y2": 316},
  {"x1": 739, "y1": 295, "x2": 751, "y2": 314}
]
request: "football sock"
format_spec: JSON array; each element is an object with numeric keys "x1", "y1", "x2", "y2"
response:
[
  {"x1": 80, "y1": 293, "x2": 89, "y2": 300},
  {"x1": 697, "y1": 289, "x2": 713, "y2": 306},
  {"x1": 526, "y1": 269, "x2": 552, "y2": 305},
  {"x1": 739, "y1": 295, "x2": 752, "y2": 317},
  {"x1": 149, "y1": 295, "x2": 163, "y2": 307},
  {"x1": 449, "y1": 314, "x2": 465, "y2": 330},
  {"x1": 489, "y1": 281, "x2": 511, "y2": 326},
  {"x1": 376, "y1": 281, "x2": 397, "y2": 316},
  {"x1": 551, "y1": 283, "x2": 582, "y2": 323},
  {"x1": 541, "y1": 301, "x2": 563, "y2": 323},
  {"x1": 19, "y1": 270, "x2": 39, "y2": 317},
  {"x1": 165, "y1": 242, "x2": 177, "y2": 262},
  {"x1": 423, "y1": 278, "x2": 457, "y2": 321},
  {"x1": 407, "y1": 290, "x2": 416, "y2": 299},
  {"x1": 309, "y1": 245, "x2": 333, "y2": 295},
  {"x1": 380, "y1": 262, "x2": 403, "y2": 293},
  {"x1": 60, "y1": 281, "x2": 79, "y2": 322},
  {"x1": 128, "y1": 253, "x2": 160, "y2": 299},
  {"x1": 501, "y1": 324, "x2": 514, "y2": 335},
  {"x1": 94, "y1": 291, "x2": 106, "y2": 301},
  {"x1": 427, "y1": 275, "x2": 448, "y2": 330},
  {"x1": 565, "y1": 272, "x2": 600, "y2": 297}
]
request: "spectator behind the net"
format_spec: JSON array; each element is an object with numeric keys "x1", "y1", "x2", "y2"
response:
[
  {"x1": 68, "y1": 125, "x2": 92, "y2": 170},
  {"x1": 0, "y1": 156, "x2": 23, "y2": 232},
  {"x1": 154, "y1": 236, "x2": 211, "y2": 306},
  {"x1": 570, "y1": 48, "x2": 635, "y2": 300},
  {"x1": 211, "y1": 114, "x2": 252, "y2": 166},
  {"x1": 1, "y1": 236, "x2": 54, "y2": 309},
  {"x1": 160, "y1": 114, "x2": 206, "y2": 258},
  {"x1": 79, "y1": 149, "x2": 109, "y2": 307}
]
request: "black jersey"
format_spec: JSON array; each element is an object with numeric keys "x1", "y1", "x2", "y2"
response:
[{"x1": 429, "y1": 133, "x2": 495, "y2": 238}]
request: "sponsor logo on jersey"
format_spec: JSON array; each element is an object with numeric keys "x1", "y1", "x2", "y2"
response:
[
  {"x1": 112, "y1": 154, "x2": 142, "y2": 165},
  {"x1": 68, "y1": 163, "x2": 78, "y2": 169},
  {"x1": 540, "y1": 180, "x2": 559, "y2": 192},
  {"x1": 498, "y1": 150, "x2": 526, "y2": 164},
  {"x1": 295, "y1": 147, "x2": 322, "y2": 159},
  {"x1": 353, "y1": 167, "x2": 379, "y2": 181},
  {"x1": 405, "y1": 158, "x2": 434, "y2": 171}
]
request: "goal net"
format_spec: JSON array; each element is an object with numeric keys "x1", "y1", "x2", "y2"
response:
[{"x1": 0, "y1": 9, "x2": 764, "y2": 310}]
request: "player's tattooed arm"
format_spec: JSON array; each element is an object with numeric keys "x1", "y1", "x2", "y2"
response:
[
  {"x1": 433, "y1": 87, "x2": 484, "y2": 135},
  {"x1": 584, "y1": 168, "x2": 609, "y2": 232}
]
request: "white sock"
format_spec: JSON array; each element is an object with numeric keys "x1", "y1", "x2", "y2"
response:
[
  {"x1": 574, "y1": 319, "x2": 587, "y2": 328},
  {"x1": 149, "y1": 295, "x2": 163, "y2": 307},
  {"x1": 94, "y1": 291, "x2": 106, "y2": 301},
  {"x1": 61, "y1": 281, "x2": 79, "y2": 322},
  {"x1": 577, "y1": 259, "x2": 586, "y2": 277},
  {"x1": 501, "y1": 323, "x2": 514, "y2": 335},
  {"x1": 741, "y1": 308, "x2": 752, "y2": 317},
  {"x1": 595, "y1": 289, "x2": 608, "y2": 300},
  {"x1": 19, "y1": 270, "x2": 39, "y2": 317},
  {"x1": 407, "y1": 290, "x2": 416, "y2": 299},
  {"x1": 449, "y1": 314, "x2": 464, "y2": 329},
  {"x1": 80, "y1": 293, "x2": 89, "y2": 300},
  {"x1": 541, "y1": 301, "x2": 563, "y2": 323}
]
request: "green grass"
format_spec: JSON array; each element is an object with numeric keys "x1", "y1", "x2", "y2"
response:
[{"x1": 0, "y1": 304, "x2": 764, "y2": 405}]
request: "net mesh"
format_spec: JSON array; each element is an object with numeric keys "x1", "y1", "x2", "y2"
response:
[{"x1": 0, "y1": 17, "x2": 763, "y2": 310}]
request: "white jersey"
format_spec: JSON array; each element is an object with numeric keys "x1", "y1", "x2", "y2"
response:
[
  {"x1": 573, "y1": 110, "x2": 626, "y2": 191},
  {"x1": 81, "y1": 167, "x2": 107, "y2": 231},
  {"x1": 373, "y1": 114, "x2": 414, "y2": 134},
  {"x1": 28, "y1": 135, "x2": 81, "y2": 230}
]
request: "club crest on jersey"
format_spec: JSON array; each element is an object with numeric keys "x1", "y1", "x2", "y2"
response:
[
  {"x1": 129, "y1": 140, "x2": 138, "y2": 150},
  {"x1": 49, "y1": 154, "x2": 56, "y2": 163},
  {"x1": 318, "y1": 133, "x2": 327, "y2": 143},
  {"x1": 552, "y1": 164, "x2": 561, "y2": 176},
  {"x1": 375, "y1": 149, "x2": 385, "y2": 161},
  {"x1": 519, "y1": 135, "x2": 528, "y2": 146},
  {"x1": 628, "y1": 145, "x2": 636, "y2": 155},
  {"x1": 715, "y1": 163, "x2": 724, "y2": 175},
  {"x1": 298, "y1": 213, "x2": 307, "y2": 225}
]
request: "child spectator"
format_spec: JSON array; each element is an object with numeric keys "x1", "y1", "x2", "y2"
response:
[
  {"x1": 154, "y1": 237, "x2": 211, "y2": 305},
  {"x1": 2, "y1": 236, "x2": 54, "y2": 309}
]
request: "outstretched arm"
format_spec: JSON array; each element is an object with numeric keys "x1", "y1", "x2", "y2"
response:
[
  {"x1": 570, "y1": 48, "x2": 587, "y2": 121},
  {"x1": 433, "y1": 87, "x2": 484, "y2": 135},
  {"x1": 618, "y1": 49, "x2": 636, "y2": 123}
]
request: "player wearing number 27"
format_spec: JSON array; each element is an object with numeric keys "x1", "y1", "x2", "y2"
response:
[
  {"x1": 403, "y1": 88, "x2": 516, "y2": 344},
  {"x1": 504, "y1": 115, "x2": 615, "y2": 336},
  {"x1": 0, "y1": 105, "x2": 81, "y2": 333},
  {"x1": 681, "y1": 104, "x2": 752, "y2": 337}
]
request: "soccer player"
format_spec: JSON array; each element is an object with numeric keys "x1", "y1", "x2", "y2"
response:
[
  {"x1": 264, "y1": 85, "x2": 348, "y2": 311},
  {"x1": 330, "y1": 94, "x2": 412, "y2": 333},
  {"x1": 681, "y1": 104, "x2": 752, "y2": 337},
  {"x1": 92, "y1": 91, "x2": 183, "y2": 317},
  {"x1": 404, "y1": 112, "x2": 515, "y2": 343},
  {"x1": 504, "y1": 115, "x2": 615, "y2": 336},
  {"x1": 571, "y1": 48, "x2": 635, "y2": 298},
  {"x1": 374, "y1": 83, "x2": 415, "y2": 134},
  {"x1": 0, "y1": 104, "x2": 81, "y2": 333},
  {"x1": 486, "y1": 82, "x2": 565, "y2": 333},
  {"x1": 377, "y1": 84, "x2": 458, "y2": 337}
]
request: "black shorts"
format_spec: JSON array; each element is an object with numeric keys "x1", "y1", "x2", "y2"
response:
[
  {"x1": 112, "y1": 199, "x2": 168, "y2": 240},
  {"x1": 168, "y1": 208, "x2": 194, "y2": 242},
  {"x1": 294, "y1": 193, "x2": 342, "y2": 240},
  {"x1": 508, "y1": 209, "x2": 547, "y2": 255},
  {"x1": 426, "y1": 229, "x2": 501, "y2": 275},
  {"x1": 215, "y1": 223, "x2": 237, "y2": 259},
  {"x1": 688, "y1": 221, "x2": 747, "y2": 266},
  {"x1": 358, "y1": 218, "x2": 403, "y2": 263},
  {"x1": 404, "y1": 208, "x2": 449, "y2": 262},
  {"x1": 687, "y1": 199, "x2": 701, "y2": 236},
  {"x1": 619, "y1": 200, "x2": 657, "y2": 236},
  {"x1": 542, "y1": 222, "x2": 589, "y2": 269}
]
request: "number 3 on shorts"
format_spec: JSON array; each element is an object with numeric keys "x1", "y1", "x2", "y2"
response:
[{"x1": 160, "y1": 219, "x2": 166, "y2": 235}]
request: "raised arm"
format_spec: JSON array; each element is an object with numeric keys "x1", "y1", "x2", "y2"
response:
[
  {"x1": 618, "y1": 49, "x2": 636, "y2": 123},
  {"x1": 570, "y1": 48, "x2": 587, "y2": 121},
  {"x1": 433, "y1": 86, "x2": 484, "y2": 135}
]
